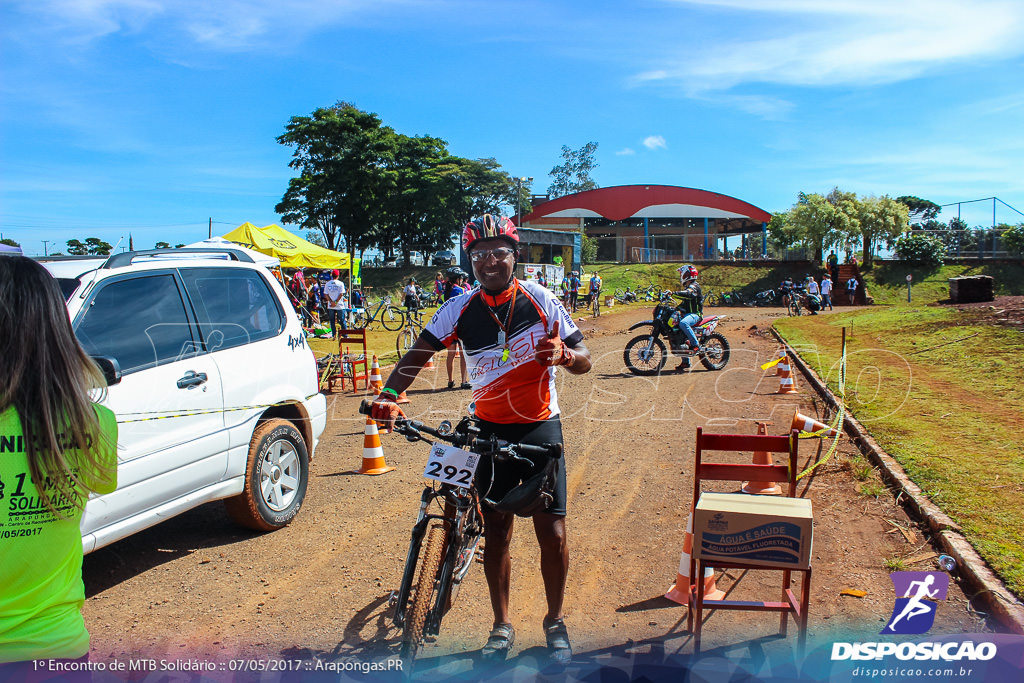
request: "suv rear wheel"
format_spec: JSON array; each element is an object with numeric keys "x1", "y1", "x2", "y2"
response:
[{"x1": 226, "y1": 418, "x2": 309, "y2": 531}]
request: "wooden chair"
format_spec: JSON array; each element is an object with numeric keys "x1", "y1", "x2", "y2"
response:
[
  {"x1": 329, "y1": 328, "x2": 369, "y2": 393},
  {"x1": 687, "y1": 427, "x2": 811, "y2": 654}
]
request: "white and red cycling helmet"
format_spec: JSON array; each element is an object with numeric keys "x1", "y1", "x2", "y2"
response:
[
  {"x1": 678, "y1": 264, "x2": 699, "y2": 286},
  {"x1": 462, "y1": 214, "x2": 519, "y2": 253}
]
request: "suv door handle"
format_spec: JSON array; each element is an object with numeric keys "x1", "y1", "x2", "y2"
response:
[{"x1": 176, "y1": 371, "x2": 208, "y2": 389}]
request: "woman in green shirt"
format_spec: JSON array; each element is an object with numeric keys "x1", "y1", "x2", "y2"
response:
[{"x1": 0, "y1": 257, "x2": 118, "y2": 668}]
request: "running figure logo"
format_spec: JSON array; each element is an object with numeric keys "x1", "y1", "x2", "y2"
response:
[{"x1": 883, "y1": 571, "x2": 949, "y2": 634}]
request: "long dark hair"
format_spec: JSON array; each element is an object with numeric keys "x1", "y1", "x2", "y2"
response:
[{"x1": 0, "y1": 256, "x2": 115, "y2": 511}]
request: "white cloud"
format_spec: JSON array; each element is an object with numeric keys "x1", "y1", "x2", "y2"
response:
[
  {"x1": 643, "y1": 135, "x2": 667, "y2": 150},
  {"x1": 616, "y1": 147, "x2": 636, "y2": 155},
  {"x1": 8, "y1": 0, "x2": 394, "y2": 48},
  {"x1": 646, "y1": 1, "x2": 1024, "y2": 92}
]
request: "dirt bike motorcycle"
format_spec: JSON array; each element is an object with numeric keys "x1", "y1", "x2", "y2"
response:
[{"x1": 623, "y1": 297, "x2": 731, "y2": 374}]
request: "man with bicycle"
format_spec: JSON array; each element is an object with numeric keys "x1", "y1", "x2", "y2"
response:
[
  {"x1": 372, "y1": 214, "x2": 592, "y2": 666},
  {"x1": 588, "y1": 272, "x2": 602, "y2": 312}
]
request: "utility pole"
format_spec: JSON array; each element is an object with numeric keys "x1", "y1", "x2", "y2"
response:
[
  {"x1": 209, "y1": 217, "x2": 213, "y2": 239},
  {"x1": 42, "y1": 240, "x2": 51, "y2": 256}
]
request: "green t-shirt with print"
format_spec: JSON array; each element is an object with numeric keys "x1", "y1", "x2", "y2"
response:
[{"x1": 0, "y1": 404, "x2": 117, "y2": 663}]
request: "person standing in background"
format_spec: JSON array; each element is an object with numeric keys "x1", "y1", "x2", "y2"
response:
[
  {"x1": 324, "y1": 269, "x2": 347, "y2": 339},
  {"x1": 0, "y1": 257, "x2": 118, "y2": 674},
  {"x1": 820, "y1": 274, "x2": 834, "y2": 310},
  {"x1": 827, "y1": 250, "x2": 839, "y2": 285},
  {"x1": 846, "y1": 275, "x2": 859, "y2": 305}
]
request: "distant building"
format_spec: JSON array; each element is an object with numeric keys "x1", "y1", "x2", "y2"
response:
[{"x1": 521, "y1": 184, "x2": 772, "y2": 261}]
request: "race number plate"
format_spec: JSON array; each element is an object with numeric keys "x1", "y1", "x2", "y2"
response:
[{"x1": 423, "y1": 443, "x2": 480, "y2": 487}]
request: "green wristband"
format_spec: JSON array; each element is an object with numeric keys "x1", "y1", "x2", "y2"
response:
[{"x1": 379, "y1": 387, "x2": 399, "y2": 399}]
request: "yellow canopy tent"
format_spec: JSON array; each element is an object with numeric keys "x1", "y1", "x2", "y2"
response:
[{"x1": 221, "y1": 222, "x2": 351, "y2": 270}]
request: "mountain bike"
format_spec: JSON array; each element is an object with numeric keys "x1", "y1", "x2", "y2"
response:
[
  {"x1": 358, "y1": 403, "x2": 561, "y2": 676},
  {"x1": 788, "y1": 292, "x2": 804, "y2": 316},
  {"x1": 353, "y1": 295, "x2": 405, "y2": 331},
  {"x1": 591, "y1": 290, "x2": 602, "y2": 317}
]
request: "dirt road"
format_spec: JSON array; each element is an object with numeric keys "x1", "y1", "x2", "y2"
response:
[{"x1": 81, "y1": 304, "x2": 986, "y2": 677}]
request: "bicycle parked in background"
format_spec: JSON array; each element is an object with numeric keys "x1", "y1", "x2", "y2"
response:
[
  {"x1": 395, "y1": 312, "x2": 424, "y2": 359},
  {"x1": 358, "y1": 403, "x2": 561, "y2": 676},
  {"x1": 353, "y1": 295, "x2": 405, "y2": 331}
]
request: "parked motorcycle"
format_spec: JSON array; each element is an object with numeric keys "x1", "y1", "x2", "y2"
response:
[
  {"x1": 718, "y1": 290, "x2": 747, "y2": 307},
  {"x1": 623, "y1": 298, "x2": 731, "y2": 374},
  {"x1": 751, "y1": 288, "x2": 778, "y2": 307}
]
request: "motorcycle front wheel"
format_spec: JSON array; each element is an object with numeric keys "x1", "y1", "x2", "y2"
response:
[
  {"x1": 624, "y1": 334, "x2": 668, "y2": 375},
  {"x1": 699, "y1": 332, "x2": 731, "y2": 371}
]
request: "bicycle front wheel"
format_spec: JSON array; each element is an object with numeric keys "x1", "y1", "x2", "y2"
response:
[
  {"x1": 396, "y1": 327, "x2": 417, "y2": 359},
  {"x1": 401, "y1": 523, "x2": 445, "y2": 672},
  {"x1": 381, "y1": 306, "x2": 406, "y2": 331},
  {"x1": 593, "y1": 295, "x2": 601, "y2": 317}
]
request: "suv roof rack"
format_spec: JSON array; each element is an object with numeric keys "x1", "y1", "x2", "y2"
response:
[{"x1": 101, "y1": 248, "x2": 256, "y2": 269}]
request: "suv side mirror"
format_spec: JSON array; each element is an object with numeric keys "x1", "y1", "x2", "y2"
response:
[{"x1": 91, "y1": 356, "x2": 122, "y2": 386}]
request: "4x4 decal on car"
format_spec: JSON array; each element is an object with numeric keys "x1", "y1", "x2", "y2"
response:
[{"x1": 287, "y1": 333, "x2": 306, "y2": 351}]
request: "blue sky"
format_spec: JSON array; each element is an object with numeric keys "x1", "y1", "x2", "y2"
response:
[{"x1": 2, "y1": 0, "x2": 1023, "y2": 255}]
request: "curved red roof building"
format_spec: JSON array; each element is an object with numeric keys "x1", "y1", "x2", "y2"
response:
[{"x1": 522, "y1": 184, "x2": 771, "y2": 261}]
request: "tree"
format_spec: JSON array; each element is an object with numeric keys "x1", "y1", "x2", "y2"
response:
[
  {"x1": 65, "y1": 237, "x2": 112, "y2": 255},
  {"x1": 547, "y1": 142, "x2": 599, "y2": 198},
  {"x1": 894, "y1": 233, "x2": 944, "y2": 267},
  {"x1": 766, "y1": 211, "x2": 803, "y2": 255},
  {"x1": 155, "y1": 241, "x2": 171, "y2": 249},
  {"x1": 276, "y1": 102, "x2": 394, "y2": 258},
  {"x1": 1, "y1": 238, "x2": 19, "y2": 248},
  {"x1": 896, "y1": 196, "x2": 941, "y2": 225},
  {"x1": 1002, "y1": 223, "x2": 1024, "y2": 257},
  {"x1": 787, "y1": 189, "x2": 858, "y2": 264},
  {"x1": 855, "y1": 195, "x2": 909, "y2": 267}
]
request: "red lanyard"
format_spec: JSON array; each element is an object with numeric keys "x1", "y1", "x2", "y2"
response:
[{"x1": 483, "y1": 282, "x2": 518, "y2": 353}]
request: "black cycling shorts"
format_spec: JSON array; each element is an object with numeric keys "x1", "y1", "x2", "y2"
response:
[{"x1": 474, "y1": 416, "x2": 567, "y2": 517}]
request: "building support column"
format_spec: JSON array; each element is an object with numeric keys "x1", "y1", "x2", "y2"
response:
[
  {"x1": 762, "y1": 222, "x2": 768, "y2": 258},
  {"x1": 703, "y1": 218, "x2": 709, "y2": 259}
]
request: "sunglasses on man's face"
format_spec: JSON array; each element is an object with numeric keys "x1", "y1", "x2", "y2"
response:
[{"x1": 470, "y1": 247, "x2": 515, "y2": 262}]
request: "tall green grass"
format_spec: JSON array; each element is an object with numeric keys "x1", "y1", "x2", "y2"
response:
[{"x1": 776, "y1": 308, "x2": 1024, "y2": 598}]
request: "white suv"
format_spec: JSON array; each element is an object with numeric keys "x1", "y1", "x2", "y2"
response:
[{"x1": 43, "y1": 248, "x2": 327, "y2": 552}]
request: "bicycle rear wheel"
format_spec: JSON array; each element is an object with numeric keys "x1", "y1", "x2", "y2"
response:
[
  {"x1": 592, "y1": 294, "x2": 601, "y2": 317},
  {"x1": 401, "y1": 523, "x2": 445, "y2": 673}
]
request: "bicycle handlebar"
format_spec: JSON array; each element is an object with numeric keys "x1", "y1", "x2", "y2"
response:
[{"x1": 358, "y1": 400, "x2": 562, "y2": 462}]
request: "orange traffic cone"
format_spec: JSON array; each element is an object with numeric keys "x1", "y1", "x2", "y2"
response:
[
  {"x1": 395, "y1": 391, "x2": 411, "y2": 405},
  {"x1": 358, "y1": 416, "x2": 395, "y2": 475},
  {"x1": 665, "y1": 511, "x2": 725, "y2": 604},
  {"x1": 775, "y1": 345, "x2": 787, "y2": 376},
  {"x1": 424, "y1": 354, "x2": 435, "y2": 370},
  {"x1": 742, "y1": 421, "x2": 782, "y2": 495},
  {"x1": 776, "y1": 354, "x2": 799, "y2": 394},
  {"x1": 369, "y1": 355, "x2": 383, "y2": 395},
  {"x1": 791, "y1": 409, "x2": 838, "y2": 437}
]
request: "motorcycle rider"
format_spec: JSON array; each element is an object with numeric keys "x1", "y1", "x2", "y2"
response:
[{"x1": 669, "y1": 265, "x2": 703, "y2": 371}]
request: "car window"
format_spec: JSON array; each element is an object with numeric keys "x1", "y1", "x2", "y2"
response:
[
  {"x1": 76, "y1": 274, "x2": 197, "y2": 374},
  {"x1": 180, "y1": 267, "x2": 284, "y2": 352}
]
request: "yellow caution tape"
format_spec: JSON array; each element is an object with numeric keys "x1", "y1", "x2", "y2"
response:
[
  {"x1": 115, "y1": 394, "x2": 322, "y2": 424},
  {"x1": 795, "y1": 336, "x2": 847, "y2": 481},
  {"x1": 760, "y1": 356, "x2": 784, "y2": 371}
]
